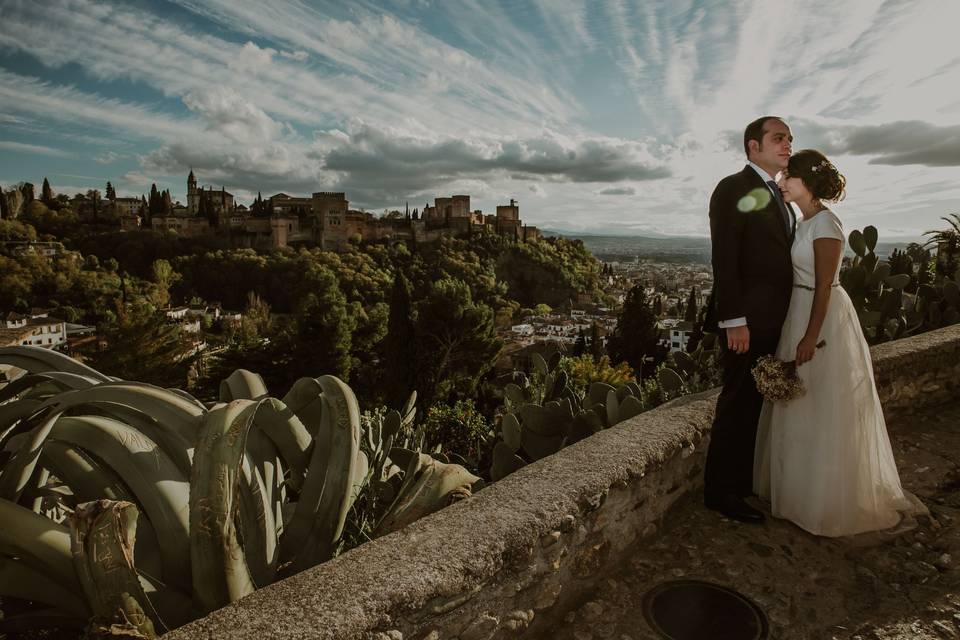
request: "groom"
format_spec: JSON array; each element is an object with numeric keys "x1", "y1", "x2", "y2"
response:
[{"x1": 703, "y1": 116, "x2": 796, "y2": 523}]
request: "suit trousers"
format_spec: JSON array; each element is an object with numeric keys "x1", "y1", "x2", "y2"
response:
[{"x1": 704, "y1": 325, "x2": 782, "y2": 501}]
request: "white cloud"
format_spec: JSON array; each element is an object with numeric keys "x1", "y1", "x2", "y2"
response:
[
  {"x1": 95, "y1": 150, "x2": 124, "y2": 164},
  {"x1": 597, "y1": 186, "x2": 636, "y2": 196},
  {"x1": 1, "y1": 0, "x2": 957, "y2": 237},
  {"x1": 182, "y1": 87, "x2": 283, "y2": 144},
  {"x1": 122, "y1": 171, "x2": 151, "y2": 187},
  {"x1": 0, "y1": 140, "x2": 70, "y2": 157}
]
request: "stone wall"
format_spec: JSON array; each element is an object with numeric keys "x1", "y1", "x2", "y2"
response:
[{"x1": 164, "y1": 324, "x2": 960, "y2": 640}]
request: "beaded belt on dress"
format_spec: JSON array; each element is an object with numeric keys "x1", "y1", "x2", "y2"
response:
[{"x1": 793, "y1": 283, "x2": 841, "y2": 290}]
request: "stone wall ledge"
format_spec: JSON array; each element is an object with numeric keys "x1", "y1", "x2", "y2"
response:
[{"x1": 165, "y1": 323, "x2": 960, "y2": 640}]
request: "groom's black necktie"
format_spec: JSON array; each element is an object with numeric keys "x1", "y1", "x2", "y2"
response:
[{"x1": 766, "y1": 180, "x2": 792, "y2": 235}]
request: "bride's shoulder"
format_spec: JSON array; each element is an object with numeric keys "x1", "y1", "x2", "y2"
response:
[{"x1": 813, "y1": 209, "x2": 844, "y2": 240}]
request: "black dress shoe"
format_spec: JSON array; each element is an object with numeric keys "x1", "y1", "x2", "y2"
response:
[{"x1": 705, "y1": 494, "x2": 765, "y2": 523}]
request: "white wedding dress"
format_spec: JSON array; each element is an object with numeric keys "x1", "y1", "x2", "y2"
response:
[{"x1": 753, "y1": 209, "x2": 921, "y2": 537}]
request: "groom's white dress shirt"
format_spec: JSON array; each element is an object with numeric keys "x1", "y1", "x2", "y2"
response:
[{"x1": 716, "y1": 162, "x2": 782, "y2": 329}]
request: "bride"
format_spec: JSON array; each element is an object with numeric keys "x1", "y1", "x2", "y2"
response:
[{"x1": 753, "y1": 149, "x2": 922, "y2": 537}]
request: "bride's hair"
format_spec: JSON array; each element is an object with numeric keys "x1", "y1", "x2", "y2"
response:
[{"x1": 787, "y1": 149, "x2": 846, "y2": 202}]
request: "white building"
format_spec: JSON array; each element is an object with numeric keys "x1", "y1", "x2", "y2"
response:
[
  {"x1": 669, "y1": 320, "x2": 695, "y2": 352},
  {"x1": 511, "y1": 323, "x2": 534, "y2": 337},
  {"x1": 1, "y1": 311, "x2": 67, "y2": 348}
]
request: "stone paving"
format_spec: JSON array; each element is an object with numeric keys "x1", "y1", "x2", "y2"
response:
[{"x1": 552, "y1": 402, "x2": 960, "y2": 640}]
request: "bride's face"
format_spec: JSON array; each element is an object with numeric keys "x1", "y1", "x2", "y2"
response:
[{"x1": 777, "y1": 172, "x2": 810, "y2": 204}]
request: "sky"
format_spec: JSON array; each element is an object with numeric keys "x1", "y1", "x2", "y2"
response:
[{"x1": 1, "y1": 0, "x2": 958, "y2": 238}]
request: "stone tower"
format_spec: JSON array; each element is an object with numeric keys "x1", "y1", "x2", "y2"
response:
[{"x1": 187, "y1": 169, "x2": 198, "y2": 214}]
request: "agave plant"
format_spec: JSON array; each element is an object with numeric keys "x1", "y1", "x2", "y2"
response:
[{"x1": 0, "y1": 346, "x2": 478, "y2": 638}]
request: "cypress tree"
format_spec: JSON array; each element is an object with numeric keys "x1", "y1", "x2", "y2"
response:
[
  {"x1": 41, "y1": 177, "x2": 53, "y2": 203},
  {"x1": 382, "y1": 270, "x2": 418, "y2": 409},
  {"x1": 105, "y1": 181, "x2": 116, "y2": 201},
  {"x1": 149, "y1": 184, "x2": 160, "y2": 215},
  {"x1": 607, "y1": 282, "x2": 662, "y2": 378},
  {"x1": 684, "y1": 286, "x2": 698, "y2": 322},
  {"x1": 573, "y1": 328, "x2": 587, "y2": 358},
  {"x1": 589, "y1": 322, "x2": 604, "y2": 362}
]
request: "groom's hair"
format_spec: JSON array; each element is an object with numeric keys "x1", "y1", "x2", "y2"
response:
[{"x1": 743, "y1": 116, "x2": 784, "y2": 156}]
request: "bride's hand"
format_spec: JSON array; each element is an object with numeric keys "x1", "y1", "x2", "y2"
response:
[{"x1": 796, "y1": 335, "x2": 818, "y2": 365}]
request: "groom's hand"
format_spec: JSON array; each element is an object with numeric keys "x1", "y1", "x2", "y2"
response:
[{"x1": 726, "y1": 325, "x2": 750, "y2": 354}]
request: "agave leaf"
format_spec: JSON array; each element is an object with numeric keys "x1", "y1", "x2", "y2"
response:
[
  {"x1": 0, "y1": 608, "x2": 87, "y2": 634},
  {"x1": 37, "y1": 383, "x2": 203, "y2": 457},
  {"x1": 0, "y1": 372, "x2": 97, "y2": 405},
  {"x1": 219, "y1": 369, "x2": 268, "y2": 402},
  {"x1": 162, "y1": 387, "x2": 209, "y2": 412},
  {"x1": 74, "y1": 402, "x2": 192, "y2": 475},
  {"x1": 40, "y1": 440, "x2": 131, "y2": 503},
  {"x1": 47, "y1": 415, "x2": 192, "y2": 592},
  {"x1": 350, "y1": 450, "x2": 369, "y2": 509},
  {"x1": 237, "y1": 450, "x2": 276, "y2": 588},
  {"x1": 0, "y1": 398, "x2": 42, "y2": 448},
  {"x1": 0, "y1": 345, "x2": 110, "y2": 382},
  {"x1": 280, "y1": 376, "x2": 360, "y2": 574},
  {"x1": 375, "y1": 456, "x2": 479, "y2": 536},
  {"x1": 246, "y1": 397, "x2": 311, "y2": 491},
  {"x1": 0, "y1": 497, "x2": 80, "y2": 595},
  {"x1": 70, "y1": 500, "x2": 162, "y2": 638},
  {"x1": 281, "y1": 377, "x2": 325, "y2": 438},
  {"x1": 0, "y1": 554, "x2": 89, "y2": 619},
  {"x1": 0, "y1": 408, "x2": 62, "y2": 502},
  {"x1": 400, "y1": 390, "x2": 417, "y2": 426},
  {"x1": 189, "y1": 400, "x2": 258, "y2": 613}
]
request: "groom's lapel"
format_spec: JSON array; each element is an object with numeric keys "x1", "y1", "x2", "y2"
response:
[{"x1": 740, "y1": 166, "x2": 792, "y2": 245}]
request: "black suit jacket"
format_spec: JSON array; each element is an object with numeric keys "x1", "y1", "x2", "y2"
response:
[{"x1": 708, "y1": 166, "x2": 794, "y2": 332}]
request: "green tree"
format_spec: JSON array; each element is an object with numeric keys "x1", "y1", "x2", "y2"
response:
[
  {"x1": 382, "y1": 271, "x2": 418, "y2": 409},
  {"x1": 105, "y1": 181, "x2": 116, "y2": 201},
  {"x1": 607, "y1": 282, "x2": 662, "y2": 378},
  {"x1": 239, "y1": 291, "x2": 272, "y2": 344},
  {"x1": 684, "y1": 287, "x2": 699, "y2": 322},
  {"x1": 414, "y1": 277, "x2": 501, "y2": 408},
  {"x1": 41, "y1": 177, "x2": 52, "y2": 203},
  {"x1": 294, "y1": 264, "x2": 356, "y2": 380},
  {"x1": 86, "y1": 302, "x2": 194, "y2": 388},
  {"x1": 0, "y1": 219, "x2": 37, "y2": 242},
  {"x1": 589, "y1": 322, "x2": 604, "y2": 362},
  {"x1": 418, "y1": 399, "x2": 492, "y2": 469},
  {"x1": 150, "y1": 258, "x2": 180, "y2": 308}
]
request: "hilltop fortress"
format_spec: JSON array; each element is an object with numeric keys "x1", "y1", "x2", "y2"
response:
[{"x1": 142, "y1": 171, "x2": 539, "y2": 251}]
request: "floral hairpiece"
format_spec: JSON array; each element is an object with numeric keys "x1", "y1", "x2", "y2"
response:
[{"x1": 810, "y1": 160, "x2": 831, "y2": 173}]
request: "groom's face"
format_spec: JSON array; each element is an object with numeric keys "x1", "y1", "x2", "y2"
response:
[{"x1": 752, "y1": 119, "x2": 793, "y2": 173}]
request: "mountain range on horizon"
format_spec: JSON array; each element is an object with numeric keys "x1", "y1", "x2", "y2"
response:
[{"x1": 545, "y1": 229, "x2": 929, "y2": 265}]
